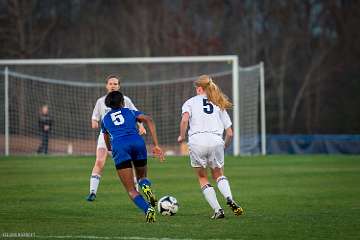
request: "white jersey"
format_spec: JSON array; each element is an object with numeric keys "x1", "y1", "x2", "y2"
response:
[
  {"x1": 181, "y1": 94, "x2": 232, "y2": 146},
  {"x1": 91, "y1": 95, "x2": 137, "y2": 122}
]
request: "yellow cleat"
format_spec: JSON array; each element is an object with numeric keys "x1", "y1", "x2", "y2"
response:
[
  {"x1": 141, "y1": 184, "x2": 157, "y2": 207},
  {"x1": 146, "y1": 207, "x2": 156, "y2": 223}
]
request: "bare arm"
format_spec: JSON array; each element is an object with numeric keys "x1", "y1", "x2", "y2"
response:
[
  {"x1": 224, "y1": 127, "x2": 233, "y2": 148},
  {"x1": 136, "y1": 114, "x2": 164, "y2": 162},
  {"x1": 103, "y1": 132, "x2": 111, "y2": 151},
  {"x1": 92, "y1": 120, "x2": 99, "y2": 129},
  {"x1": 137, "y1": 122, "x2": 147, "y2": 135},
  {"x1": 91, "y1": 99, "x2": 101, "y2": 129},
  {"x1": 177, "y1": 112, "x2": 189, "y2": 143}
]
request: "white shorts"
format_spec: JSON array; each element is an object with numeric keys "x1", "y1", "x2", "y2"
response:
[
  {"x1": 97, "y1": 132, "x2": 107, "y2": 149},
  {"x1": 188, "y1": 143, "x2": 224, "y2": 169}
]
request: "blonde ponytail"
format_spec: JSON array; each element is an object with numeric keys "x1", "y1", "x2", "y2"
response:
[{"x1": 194, "y1": 75, "x2": 232, "y2": 110}]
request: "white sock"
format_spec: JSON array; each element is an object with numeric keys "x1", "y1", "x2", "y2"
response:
[
  {"x1": 90, "y1": 174, "x2": 101, "y2": 194},
  {"x1": 216, "y1": 176, "x2": 233, "y2": 200},
  {"x1": 202, "y1": 184, "x2": 221, "y2": 212}
]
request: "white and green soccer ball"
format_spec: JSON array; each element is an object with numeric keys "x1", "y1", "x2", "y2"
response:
[{"x1": 157, "y1": 195, "x2": 179, "y2": 216}]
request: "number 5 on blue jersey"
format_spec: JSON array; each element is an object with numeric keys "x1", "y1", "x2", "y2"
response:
[{"x1": 111, "y1": 111, "x2": 125, "y2": 125}]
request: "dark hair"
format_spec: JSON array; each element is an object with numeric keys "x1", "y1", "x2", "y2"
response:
[
  {"x1": 105, "y1": 91, "x2": 124, "y2": 109},
  {"x1": 105, "y1": 75, "x2": 121, "y2": 84}
]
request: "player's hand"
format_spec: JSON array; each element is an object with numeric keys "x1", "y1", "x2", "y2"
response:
[
  {"x1": 177, "y1": 136, "x2": 185, "y2": 143},
  {"x1": 138, "y1": 125, "x2": 147, "y2": 135},
  {"x1": 152, "y1": 146, "x2": 165, "y2": 162}
]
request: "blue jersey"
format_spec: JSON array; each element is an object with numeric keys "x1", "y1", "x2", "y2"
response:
[
  {"x1": 101, "y1": 108, "x2": 147, "y2": 165},
  {"x1": 101, "y1": 108, "x2": 143, "y2": 139}
]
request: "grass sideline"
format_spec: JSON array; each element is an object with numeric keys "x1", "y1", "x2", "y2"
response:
[{"x1": 0, "y1": 155, "x2": 359, "y2": 240}]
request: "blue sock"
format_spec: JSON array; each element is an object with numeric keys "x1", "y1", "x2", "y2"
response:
[
  {"x1": 133, "y1": 194, "x2": 150, "y2": 214},
  {"x1": 138, "y1": 178, "x2": 151, "y2": 188}
]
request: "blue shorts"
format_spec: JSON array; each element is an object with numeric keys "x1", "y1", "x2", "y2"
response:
[{"x1": 111, "y1": 134, "x2": 147, "y2": 168}]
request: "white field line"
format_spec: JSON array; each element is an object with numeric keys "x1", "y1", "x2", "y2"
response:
[{"x1": 36, "y1": 236, "x2": 236, "y2": 240}]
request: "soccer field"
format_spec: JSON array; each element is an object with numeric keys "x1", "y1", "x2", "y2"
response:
[{"x1": 0, "y1": 155, "x2": 359, "y2": 240}]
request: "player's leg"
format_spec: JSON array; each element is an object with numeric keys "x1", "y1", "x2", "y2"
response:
[
  {"x1": 210, "y1": 145, "x2": 243, "y2": 216},
  {"x1": 37, "y1": 132, "x2": 45, "y2": 153},
  {"x1": 189, "y1": 144, "x2": 224, "y2": 219},
  {"x1": 130, "y1": 161, "x2": 139, "y2": 191},
  {"x1": 195, "y1": 167, "x2": 224, "y2": 219},
  {"x1": 116, "y1": 160, "x2": 155, "y2": 223},
  {"x1": 131, "y1": 136, "x2": 157, "y2": 207},
  {"x1": 189, "y1": 143, "x2": 223, "y2": 219},
  {"x1": 87, "y1": 134, "x2": 108, "y2": 201},
  {"x1": 212, "y1": 169, "x2": 244, "y2": 216},
  {"x1": 87, "y1": 147, "x2": 107, "y2": 201},
  {"x1": 134, "y1": 161, "x2": 157, "y2": 207},
  {"x1": 44, "y1": 132, "x2": 49, "y2": 154}
]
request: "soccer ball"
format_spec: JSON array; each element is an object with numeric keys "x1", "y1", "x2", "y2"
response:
[{"x1": 157, "y1": 195, "x2": 179, "y2": 216}]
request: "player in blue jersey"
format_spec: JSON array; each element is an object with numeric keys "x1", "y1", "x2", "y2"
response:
[
  {"x1": 101, "y1": 91, "x2": 165, "y2": 223},
  {"x1": 87, "y1": 75, "x2": 145, "y2": 202}
]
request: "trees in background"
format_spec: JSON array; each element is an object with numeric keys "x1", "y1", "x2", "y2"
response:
[{"x1": 0, "y1": 0, "x2": 359, "y2": 134}]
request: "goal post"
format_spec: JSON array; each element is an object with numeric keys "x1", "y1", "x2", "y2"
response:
[
  {"x1": 0, "y1": 56, "x2": 265, "y2": 156},
  {"x1": 260, "y1": 61, "x2": 266, "y2": 155},
  {"x1": 237, "y1": 62, "x2": 266, "y2": 156},
  {"x1": 4, "y1": 66, "x2": 9, "y2": 156}
]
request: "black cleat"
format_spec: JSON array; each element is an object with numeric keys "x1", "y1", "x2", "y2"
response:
[
  {"x1": 211, "y1": 209, "x2": 225, "y2": 219},
  {"x1": 86, "y1": 193, "x2": 96, "y2": 202},
  {"x1": 226, "y1": 197, "x2": 244, "y2": 216}
]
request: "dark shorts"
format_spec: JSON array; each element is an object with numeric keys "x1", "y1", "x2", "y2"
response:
[
  {"x1": 111, "y1": 134, "x2": 147, "y2": 169},
  {"x1": 116, "y1": 159, "x2": 147, "y2": 170}
]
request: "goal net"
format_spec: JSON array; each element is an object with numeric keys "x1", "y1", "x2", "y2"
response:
[{"x1": 0, "y1": 57, "x2": 265, "y2": 156}]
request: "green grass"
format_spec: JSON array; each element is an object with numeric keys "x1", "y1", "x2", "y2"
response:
[{"x1": 0, "y1": 155, "x2": 359, "y2": 240}]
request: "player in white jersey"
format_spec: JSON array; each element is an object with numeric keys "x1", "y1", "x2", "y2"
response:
[
  {"x1": 178, "y1": 75, "x2": 244, "y2": 219},
  {"x1": 86, "y1": 75, "x2": 146, "y2": 201}
]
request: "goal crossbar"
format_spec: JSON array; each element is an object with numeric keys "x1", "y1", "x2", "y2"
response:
[{"x1": 0, "y1": 56, "x2": 237, "y2": 65}]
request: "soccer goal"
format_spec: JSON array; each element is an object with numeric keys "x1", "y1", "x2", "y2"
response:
[{"x1": 0, "y1": 56, "x2": 265, "y2": 156}]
